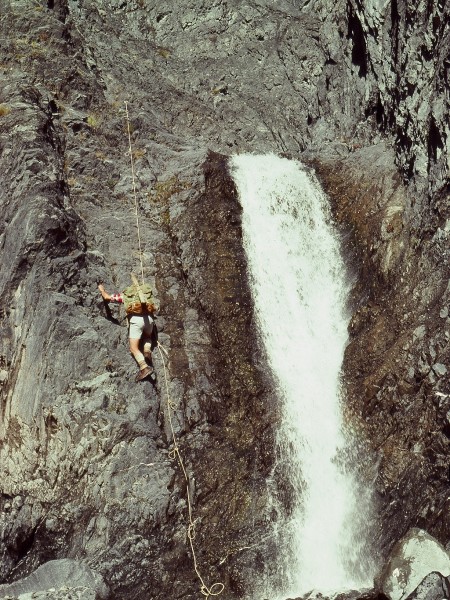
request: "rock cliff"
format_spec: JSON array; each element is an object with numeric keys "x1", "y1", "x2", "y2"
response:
[{"x1": 0, "y1": 0, "x2": 448, "y2": 598}]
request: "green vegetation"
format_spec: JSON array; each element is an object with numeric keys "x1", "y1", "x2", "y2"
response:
[
  {"x1": 148, "y1": 176, "x2": 190, "y2": 205},
  {"x1": 106, "y1": 178, "x2": 118, "y2": 190},
  {"x1": 148, "y1": 176, "x2": 191, "y2": 228},
  {"x1": 86, "y1": 113, "x2": 101, "y2": 129},
  {"x1": 156, "y1": 46, "x2": 171, "y2": 59},
  {"x1": 132, "y1": 148, "x2": 146, "y2": 160}
]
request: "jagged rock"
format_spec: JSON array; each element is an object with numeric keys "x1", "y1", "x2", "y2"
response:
[
  {"x1": 433, "y1": 364, "x2": 448, "y2": 377},
  {"x1": 0, "y1": 559, "x2": 108, "y2": 599},
  {"x1": 378, "y1": 529, "x2": 450, "y2": 600},
  {"x1": 404, "y1": 571, "x2": 450, "y2": 600},
  {"x1": 333, "y1": 591, "x2": 390, "y2": 600},
  {"x1": 2, "y1": 590, "x2": 95, "y2": 600},
  {"x1": 315, "y1": 140, "x2": 450, "y2": 553},
  {"x1": 284, "y1": 588, "x2": 390, "y2": 600},
  {"x1": 0, "y1": 0, "x2": 449, "y2": 598}
]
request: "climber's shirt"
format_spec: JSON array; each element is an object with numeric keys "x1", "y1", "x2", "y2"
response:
[{"x1": 109, "y1": 293, "x2": 123, "y2": 303}]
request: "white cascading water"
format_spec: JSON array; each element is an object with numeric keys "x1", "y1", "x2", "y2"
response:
[{"x1": 230, "y1": 154, "x2": 374, "y2": 598}]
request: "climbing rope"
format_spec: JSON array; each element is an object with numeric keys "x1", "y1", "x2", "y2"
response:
[
  {"x1": 124, "y1": 101, "x2": 145, "y2": 285},
  {"x1": 157, "y1": 342, "x2": 225, "y2": 599},
  {"x1": 123, "y1": 102, "x2": 223, "y2": 597}
]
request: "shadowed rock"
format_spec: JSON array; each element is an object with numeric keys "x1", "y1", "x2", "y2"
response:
[{"x1": 0, "y1": 0, "x2": 448, "y2": 598}]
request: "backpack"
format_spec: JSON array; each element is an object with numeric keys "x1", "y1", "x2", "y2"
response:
[{"x1": 122, "y1": 282, "x2": 156, "y2": 315}]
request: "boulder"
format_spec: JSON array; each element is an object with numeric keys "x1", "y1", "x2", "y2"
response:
[
  {"x1": 378, "y1": 529, "x2": 450, "y2": 600},
  {"x1": 0, "y1": 559, "x2": 108, "y2": 600},
  {"x1": 405, "y1": 571, "x2": 450, "y2": 600}
]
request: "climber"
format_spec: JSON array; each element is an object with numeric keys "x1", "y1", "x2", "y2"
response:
[{"x1": 98, "y1": 280, "x2": 157, "y2": 382}]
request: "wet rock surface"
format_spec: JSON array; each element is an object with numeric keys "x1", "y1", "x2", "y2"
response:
[
  {"x1": 0, "y1": 0, "x2": 448, "y2": 598},
  {"x1": 286, "y1": 529, "x2": 450, "y2": 600},
  {"x1": 314, "y1": 140, "x2": 450, "y2": 556}
]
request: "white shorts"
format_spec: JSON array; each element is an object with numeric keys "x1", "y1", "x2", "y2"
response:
[{"x1": 128, "y1": 315, "x2": 154, "y2": 340}]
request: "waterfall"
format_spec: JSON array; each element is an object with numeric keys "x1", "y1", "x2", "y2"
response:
[{"x1": 230, "y1": 154, "x2": 374, "y2": 597}]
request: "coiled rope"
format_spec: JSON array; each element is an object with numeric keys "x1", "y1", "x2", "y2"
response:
[
  {"x1": 124, "y1": 101, "x2": 145, "y2": 285},
  {"x1": 157, "y1": 342, "x2": 224, "y2": 599}
]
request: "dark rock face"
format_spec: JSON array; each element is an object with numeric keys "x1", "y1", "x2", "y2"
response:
[
  {"x1": 405, "y1": 572, "x2": 450, "y2": 600},
  {"x1": 344, "y1": 0, "x2": 449, "y2": 204},
  {"x1": 0, "y1": 0, "x2": 448, "y2": 598},
  {"x1": 314, "y1": 141, "x2": 450, "y2": 555}
]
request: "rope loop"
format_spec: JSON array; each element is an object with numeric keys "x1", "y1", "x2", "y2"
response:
[
  {"x1": 201, "y1": 583, "x2": 225, "y2": 597},
  {"x1": 187, "y1": 522, "x2": 196, "y2": 540}
]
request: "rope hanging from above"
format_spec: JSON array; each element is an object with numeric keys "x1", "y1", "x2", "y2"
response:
[
  {"x1": 124, "y1": 100, "x2": 145, "y2": 286},
  {"x1": 123, "y1": 102, "x2": 224, "y2": 598}
]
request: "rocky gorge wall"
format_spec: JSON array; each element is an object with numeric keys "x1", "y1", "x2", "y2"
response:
[{"x1": 0, "y1": 0, "x2": 448, "y2": 598}]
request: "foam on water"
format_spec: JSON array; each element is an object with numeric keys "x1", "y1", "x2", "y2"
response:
[{"x1": 230, "y1": 154, "x2": 374, "y2": 597}]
